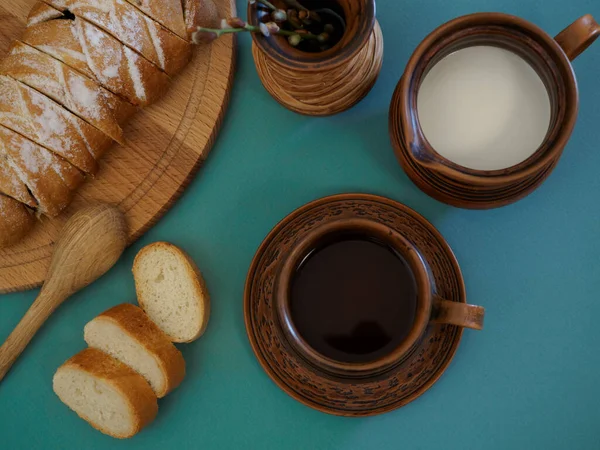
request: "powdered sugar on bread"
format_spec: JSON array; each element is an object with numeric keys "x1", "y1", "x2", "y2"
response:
[
  {"x1": 0, "y1": 75, "x2": 109, "y2": 174},
  {"x1": 44, "y1": 0, "x2": 190, "y2": 75}
]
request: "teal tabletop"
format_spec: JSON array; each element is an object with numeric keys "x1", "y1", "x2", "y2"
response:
[{"x1": 2, "y1": 0, "x2": 600, "y2": 448}]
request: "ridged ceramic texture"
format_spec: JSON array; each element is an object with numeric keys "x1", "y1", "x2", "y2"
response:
[
  {"x1": 252, "y1": 21, "x2": 383, "y2": 116},
  {"x1": 249, "y1": 0, "x2": 382, "y2": 116}
]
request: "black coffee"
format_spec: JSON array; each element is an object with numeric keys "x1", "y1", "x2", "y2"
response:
[{"x1": 290, "y1": 236, "x2": 418, "y2": 363}]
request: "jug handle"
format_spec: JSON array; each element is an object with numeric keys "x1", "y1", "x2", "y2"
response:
[{"x1": 555, "y1": 14, "x2": 600, "y2": 61}]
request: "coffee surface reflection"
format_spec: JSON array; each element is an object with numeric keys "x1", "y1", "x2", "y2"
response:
[{"x1": 290, "y1": 237, "x2": 417, "y2": 363}]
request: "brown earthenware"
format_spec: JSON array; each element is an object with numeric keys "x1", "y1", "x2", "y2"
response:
[
  {"x1": 393, "y1": 112, "x2": 561, "y2": 208},
  {"x1": 248, "y1": 0, "x2": 383, "y2": 116},
  {"x1": 244, "y1": 193, "x2": 483, "y2": 416},
  {"x1": 389, "y1": 13, "x2": 600, "y2": 209},
  {"x1": 275, "y1": 216, "x2": 484, "y2": 379}
]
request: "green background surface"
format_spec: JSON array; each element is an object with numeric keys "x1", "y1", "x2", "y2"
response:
[{"x1": 2, "y1": 0, "x2": 600, "y2": 448}]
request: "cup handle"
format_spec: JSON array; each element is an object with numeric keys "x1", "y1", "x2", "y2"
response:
[
  {"x1": 431, "y1": 296, "x2": 485, "y2": 330},
  {"x1": 555, "y1": 14, "x2": 600, "y2": 61}
]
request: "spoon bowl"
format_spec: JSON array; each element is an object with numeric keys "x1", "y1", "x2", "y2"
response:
[{"x1": 0, "y1": 204, "x2": 127, "y2": 381}]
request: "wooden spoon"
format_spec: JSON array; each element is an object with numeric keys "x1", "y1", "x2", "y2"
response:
[{"x1": 0, "y1": 204, "x2": 127, "y2": 381}]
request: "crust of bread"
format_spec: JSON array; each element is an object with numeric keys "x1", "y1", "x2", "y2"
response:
[
  {"x1": 27, "y1": 2, "x2": 63, "y2": 27},
  {"x1": 124, "y1": 0, "x2": 187, "y2": 40},
  {"x1": 133, "y1": 241, "x2": 211, "y2": 343},
  {"x1": 0, "y1": 194, "x2": 35, "y2": 248},
  {"x1": 17, "y1": 77, "x2": 113, "y2": 161},
  {"x1": 177, "y1": 245, "x2": 211, "y2": 341},
  {"x1": 0, "y1": 124, "x2": 84, "y2": 217},
  {"x1": 0, "y1": 75, "x2": 108, "y2": 174},
  {"x1": 22, "y1": 17, "x2": 170, "y2": 107},
  {"x1": 54, "y1": 348, "x2": 158, "y2": 439},
  {"x1": 0, "y1": 151, "x2": 37, "y2": 207},
  {"x1": 86, "y1": 303, "x2": 186, "y2": 397},
  {"x1": 185, "y1": 0, "x2": 220, "y2": 35},
  {"x1": 43, "y1": 0, "x2": 192, "y2": 76},
  {"x1": 1, "y1": 41, "x2": 136, "y2": 144}
]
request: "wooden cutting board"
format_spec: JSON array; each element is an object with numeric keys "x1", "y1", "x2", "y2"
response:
[{"x1": 0, "y1": 0, "x2": 236, "y2": 293}]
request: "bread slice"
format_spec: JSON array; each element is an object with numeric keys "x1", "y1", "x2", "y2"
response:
[
  {"x1": 84, "y1": 303, "x2": 186, "y2": 397},
  {"x1": 133, "y1": 242, "x2": 210, "y2": 343},
  {"x1": 53, "y1": 348, "x2": 158, "y2": 439},
  {"x1": 0, "y1": 194, "x2": 35, "y2": 248}
]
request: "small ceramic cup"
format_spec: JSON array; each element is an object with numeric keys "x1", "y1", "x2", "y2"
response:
[
  {"x1": 389, "y1": 13, "x2": 600, "y2": 208},
  {"x1": 274, "y1": 218, "x2": 484, "y2": 378},
  {"x1": 248, "y1": 0, "x2": 383, "y2": 116}
]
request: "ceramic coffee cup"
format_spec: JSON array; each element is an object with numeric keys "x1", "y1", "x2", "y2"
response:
[
  {"x1": 389, "y1": 13, "x2": 600, "y2": 208},
  {"x1": 274, "y1": 218, "x2": 484, "y2": 378}
]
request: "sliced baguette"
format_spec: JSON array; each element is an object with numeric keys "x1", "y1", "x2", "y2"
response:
[
  {"x1": 84, "y1": 303, "x2": 186, "y2": 398},
  {"x1": 22, "y1": 17, "x2": 171, "y2": 107},
  {"x1": 0, "y1": 74, "x2": 110, "y2": 174},
  {"x1": 44, "y1": 0, "x2": 192, "y2": 76},
  {"x1": 53, "y1": 348, "x2": 158, "y2": 439},
  {"x1": 1, "y1": 41, "x2": 136, "y2": 144},
  {"x1": 133, "y1": 242, "x2": 210, "y2": 343}
]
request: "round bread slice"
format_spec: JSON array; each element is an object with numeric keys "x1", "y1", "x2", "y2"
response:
[
  {"x1": 0, "y1": 194, "x2": 35, "y2": 248},
  {"x1": 133, "y1": 242, "x2": 210, "y2": 343},
  {"x1": 53, "y1": 348, "x2": 158, "y2": 439},
  {"x1": 84, "y1": 303, "x2": 186, "y2": 397}
]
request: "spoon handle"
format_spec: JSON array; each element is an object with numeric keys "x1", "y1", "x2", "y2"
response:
[{"x1": 0, "y1": 288, "x2": 62, "y2": 381}]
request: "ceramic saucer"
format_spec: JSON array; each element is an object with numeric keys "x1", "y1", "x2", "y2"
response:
[{"x1": 244, "y1": 193, "x2": 467, "y2": 416}]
